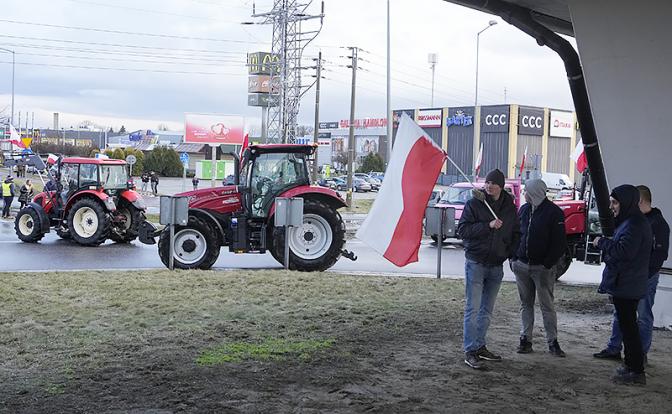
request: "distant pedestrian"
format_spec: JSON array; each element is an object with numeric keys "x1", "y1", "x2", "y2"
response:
[
  {"x1": 457, "y1": 169, "x2": 521, "y2": 370},
  {"x1": 594, "y1": 185, "x2": 669, "y2": 367},
  {"x1": 2, "y1": 176, "x2": 16, "y2": 218},
  {"x1": 511, "y1": 179, "x2": 568, "y2": 357},
  {"x1": 150, "y1": 171, "x2": 159, "y2": 196},
  {"x1": 593, "y1": 184, "x2": 652, "y2": 385},
  {"x1": 192, "y1": 176, "x2": 199, "y2": 191},
  {"x1": 18, "y1": 179, "x2": 34, "y2": 210},
  {"x1": 141, "y1": 172, "x2": 149, "y2": 193}
]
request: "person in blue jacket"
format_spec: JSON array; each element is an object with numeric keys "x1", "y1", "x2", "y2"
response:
[
  {"x1": 593, "y1": 185, "x2": 669, "y2": 365},
  {"x1": 592, "y1": 184, "x2": 652, "y2": 385}
]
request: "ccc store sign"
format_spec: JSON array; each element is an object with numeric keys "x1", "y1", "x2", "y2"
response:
[{"x1": 485, "y1": 114, "x2": 507, "y2": 126}]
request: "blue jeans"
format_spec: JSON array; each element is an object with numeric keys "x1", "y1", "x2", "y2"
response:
[
  {"x1": 606, "y1": 273, "x2": 659, "y2": 354},
  {"x1": 463, "y1": 259, "x2": 504, "y2": 353}
]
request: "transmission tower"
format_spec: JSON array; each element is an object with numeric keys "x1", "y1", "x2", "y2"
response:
[{"x1": 252, "y1": 0, "x2": 324, "y2": 143}]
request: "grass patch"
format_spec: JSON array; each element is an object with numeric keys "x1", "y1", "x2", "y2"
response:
[
  {"x1": 145, "y1": 213, "x2": 160, "y2": 223},
  {"x1": 348, "y1": 198, "x2": 374, "y2": 213},
  {"x1": 196, "y1": 337, "x2": 334, "y2": 365}
]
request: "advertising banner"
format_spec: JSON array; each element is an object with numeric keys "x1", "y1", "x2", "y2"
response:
[
  {"x1": 356, "y1": 136, "x2": 379, "y2": 155},
  {"x1": 480, "y1": 105, "x2": 510, "y2": 133},
  {"x1": 319, "y1": 122, "x2": 339, "y2": 129},
  {"x1": 417, "y1": 109, "x2": 443, "y2": 128},
  {"x1": 184, "y1": 114, "x2": 245, "y2": 145},
  {"x1": 393, "y1": 109, "x2": 415, "y2": 128},
  {"x1": 550, "y1": 110, "x2": 574, "y2": 137},
  {"x1": 248, "y1": 75, "x2": 273, "y2": 93},
  {"x1": 518, "y1": 107, "x2": 544, "y2": 135}
]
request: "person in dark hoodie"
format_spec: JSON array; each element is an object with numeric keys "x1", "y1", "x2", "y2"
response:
[
  {"x1": 592, "y1": 184, "x2": 652, "y2": 385},
  {"x1": 458, "y1": 169, "x2": 521, "y2": 370},
  {"x1": 594, "y1": 185, "x2": 669, "y2": 365},
  {"x1": 512, "y1": 179, "x2": 568, "y2": 357}
]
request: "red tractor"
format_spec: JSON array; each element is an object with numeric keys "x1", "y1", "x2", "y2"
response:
[
  {"x1": 14, "y1": 157, "x2": 147, "y2": 246},
  {"x1": 139, "y1": 144, "x2": 352, "y2": 271}
]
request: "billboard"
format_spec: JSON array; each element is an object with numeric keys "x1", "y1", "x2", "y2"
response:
[
  {"x1": 247, "y1": 52, "x2": 279, "y2": 75},
  {"x1": 417, "y1": 109, "x2": 442, "y2": 128},
  {"x1": 184, "y1": 114, "x2": 245, "y2": 145},
  {"x1": 550, "y1": 110, "x2": 574, "y2": 137},
  {"x1": 518, "y1": 107, "x2": 544, "y2": 136}
]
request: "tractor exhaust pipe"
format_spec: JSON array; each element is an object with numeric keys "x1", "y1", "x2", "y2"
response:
[{"x1": 445, "y1": 0, "x2": 614, "y2": 237}]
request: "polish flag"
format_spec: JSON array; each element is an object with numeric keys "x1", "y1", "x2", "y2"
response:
[
  {"x1": 519, "y1": 145, "x2": 528, "y2": 177},
  {"x1": 356, "y1": 114, "x2": 446, "y2": 267},
  {"x1": 571, "y1": 140, "x2": 588, "y2": 172},
  {"x1": 474, "y1": 143, "x2": 484, "y2": 178},
  {"x1": 47, "y1": 153, "x2": 59, "y2": 165},
  {"x1": 8, "y1": 124, "x2": 26, "y2": 149}
]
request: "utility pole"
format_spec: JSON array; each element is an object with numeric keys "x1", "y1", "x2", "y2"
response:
[
  {"x1": 311, "y1": 50, "x2": 322, "y2": 182},
  {"x1": 346, "y1": 47, "x2": 358, "y2": 209},
  {"x1": 386, "y1": 0, "x2": 392, "y2": 167}
]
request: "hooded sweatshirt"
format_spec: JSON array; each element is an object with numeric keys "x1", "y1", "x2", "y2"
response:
[
  {"x1": 597, "y1": 185, "x2": 652, "y2": 299},
  {"x1": 513, "y1": 179, "x2": 567, "y2": 268}
]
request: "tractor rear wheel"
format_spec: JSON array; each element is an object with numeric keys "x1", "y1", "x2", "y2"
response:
[
  {"x1": 67, "y1": 198, "x2": 110, "y2": 246},
  {"x1": 56, "y1": 227, "x2": 71, "y2": 239},
  {"x1": 270, "y1": 199, "x2": 345, "y2": 271},
  {"x1": 14, "y1": 208, "x2": 45, "y2": 243},
  {"x1": 158, "y1": 215, "x2": 220, "y2": 270},
  {"x1": 110, "y1": 201, "x2": 145, "y2": 243}
]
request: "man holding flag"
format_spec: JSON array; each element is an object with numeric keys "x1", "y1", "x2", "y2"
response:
[{"x1": 458, "y1": 168, "x2": 520, "y2": 370}]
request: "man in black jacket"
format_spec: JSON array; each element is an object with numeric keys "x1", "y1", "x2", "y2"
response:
[
  {"x1": 593, "y1": 184, "x2": 652, "y2": 385},
  {"x1": 511, "y1": 179, "x2": 568, "y2": 357},
  {"x1": 458, "y1": 169, "x2": 521, "y2": 370},
  {"x1": 594, "y1": 185, "x2": 669, "y2": 366}
]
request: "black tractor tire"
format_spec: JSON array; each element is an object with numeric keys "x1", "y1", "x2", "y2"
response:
[
  {"x1": 14, "y1": 208, "x2": 46, "y2": 243},
  {"x1": 56, "y1": 228, "x2": 71, "y2": 240},
  {"x1": 269, "y1": 199, "x2": 345, "y2": 272},
  {"x1": 110, "y1": 201, "x2": 145, "y2": 243},
  {"x1": 67, "y1": 198, "x2": 110, "y2": 246},
  {"x1": 158, "y1": 215, "x2": 220, "y2": 270},
  {"x1": 554, "y1": 248, "x2": 573, "y2": 280}
]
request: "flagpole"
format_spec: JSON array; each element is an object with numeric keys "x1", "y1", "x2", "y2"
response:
[{"x1": 444, "y1": 153, "x2": 499, "y2": 220}]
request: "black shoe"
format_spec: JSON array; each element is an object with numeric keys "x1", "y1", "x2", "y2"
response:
[
  {"x1": 476, "y1": 346, "x2": 502, "y2": 361},
  {"x1": 517, "y1": 336, "x2": 533, "y2": 354},
  {"x1": 593, "y1": 349, "x2": 622, "y2": 360},
  {"x1": 612, "y1": 369, "x2": 646, "y2": 385},
  {"x1": 549, "y1": 340, "x2": 566, "y2": 357},
  {"x1": 464, "y1": 352, "x2": 484, "y2": 370}
]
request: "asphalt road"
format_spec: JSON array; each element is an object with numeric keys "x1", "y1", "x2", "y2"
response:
[{"x1": 0, "y1": 218, "x2": 603, "y2": 285}]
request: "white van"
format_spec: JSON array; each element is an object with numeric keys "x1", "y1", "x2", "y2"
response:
[{"x1": 541, "y1": 172, "x2": 573, "y2": 190}]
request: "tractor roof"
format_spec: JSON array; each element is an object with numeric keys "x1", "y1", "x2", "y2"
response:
[
  {"x1": 249, "y1": 144, "x2": 316, "y2": 155},
  {"x1": 62, "y1": 157, "x2": 127, "y2": 165}
]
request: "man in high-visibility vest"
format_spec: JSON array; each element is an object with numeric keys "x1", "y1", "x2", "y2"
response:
[{"x1": 2, "y1": 176, "x2": 16, "y2": 218}]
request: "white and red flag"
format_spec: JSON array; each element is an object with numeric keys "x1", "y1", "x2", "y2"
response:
[
  {"x1": 519, "y1": 145, "x2": 528, "y2": 177},
  {"x1": 571, "y1": 140, "x2": 588, "y2": 172},
  {"x1": 239, "y1": 133, "x2": 249, "y2": 158},
  {"x1": 474, "y1": 143, "x2": 483, "y2": 178},
  {"x1": 47, "y1": 153, "x2": 59, "y2": 165},
  {"x1": 356, "y1": 114, "x2": 445, "y2": 267},
  {"x1": 8, "y1": 124, "x2": 26, "y2": 149}
]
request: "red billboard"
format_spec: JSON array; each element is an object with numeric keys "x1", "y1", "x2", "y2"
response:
[{"x1": 184, "y1": 114, "x2": 245, "y2": 145}]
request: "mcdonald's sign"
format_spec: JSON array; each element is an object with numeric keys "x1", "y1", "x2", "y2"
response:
[{"x1": 247, "y1": 52, "x2": 280, "y2": 75}]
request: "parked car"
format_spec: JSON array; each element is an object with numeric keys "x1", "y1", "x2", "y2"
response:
[
  {"x1": 427, "y1": 188, "x2": 444, "y2": 207},
  {"x1": 331, "y1": 177, "x2": 348, "y2": 191},
  {"x1": 540, "y1": 172, "x2": 573, "y2": 191},
  {"x1": 317, "y1": 178, "x2": 338, "y2": 190},
  {"x1": 353, "y1": 177, "x2": 372, "y2": 192}
]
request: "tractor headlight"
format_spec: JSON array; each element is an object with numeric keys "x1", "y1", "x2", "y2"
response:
[{"x1": 104, "y1": 197, "x2": 116, "y2": 211}]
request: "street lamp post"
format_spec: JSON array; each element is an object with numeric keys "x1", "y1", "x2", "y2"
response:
[
  {"x1": 474, "y1": 20, "x2": 497, "y2": 107},
  {"x1": 0, "y1": 47, "x2": 15, "y2": 126},
  {"x1": 428, "y1": 53, "x2": 438, "y2": 107}
]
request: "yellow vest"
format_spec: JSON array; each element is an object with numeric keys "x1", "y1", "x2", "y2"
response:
[{"x1": 2, "y1": 182, "x2": 12, "y2": 197}]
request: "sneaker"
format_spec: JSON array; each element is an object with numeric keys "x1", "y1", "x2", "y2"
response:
[
  {"x1": 612, "y1": 369, "x2": 646, "y2": 385},
  {"x1": 476, "y1": 346, "x2": 502, "y2": 361},
  {"x1": 549, "y1": 340, "x2": 566, "y2": 357},
  {"x1": 593, "y1": 348, "x2": 622, "y2": 360},
  {"x1": 464, "y1": 352, "x2": 484, "y2": 370},
  {"x1": 517, "y1": 336, "x2": 533, "y2": 354}
]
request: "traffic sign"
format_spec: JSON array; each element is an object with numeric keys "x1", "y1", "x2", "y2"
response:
[
  {"x1": 180, "y1": 152, "x2": 189, "y2": 164},
  {"x1": 125, "y1": 154, "x2": 137, "y2": 165}
]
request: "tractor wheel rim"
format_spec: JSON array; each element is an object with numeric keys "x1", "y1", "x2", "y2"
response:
[
  {"x1": 288, "y1": 213, "x2": 333, "y2": 260},
  {"x1": 18, "y1": 214, "x2": 34, "y2": 235},
  {"x1": 119, "y1": 208, "x2": 132, "y2": 230},
  {"x1": 73, "y1": 207, "x2": 99, "y2": 238},
  {"x1": 174, "y1": 228, "x2": 207, "y2": 265}
]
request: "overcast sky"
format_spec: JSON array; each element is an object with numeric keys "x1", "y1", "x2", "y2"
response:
[{"x1": 0, "y1": 0, "x2": 575, "y2": 133}]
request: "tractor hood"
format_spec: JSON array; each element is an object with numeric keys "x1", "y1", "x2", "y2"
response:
[{"x1": 177, "y1": 185, "x2": 242, "y2": 213}]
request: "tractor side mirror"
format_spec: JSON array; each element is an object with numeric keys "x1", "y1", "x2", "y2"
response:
[{"x1": 228, "y1": 152, "x2": 240, "y2": 186}]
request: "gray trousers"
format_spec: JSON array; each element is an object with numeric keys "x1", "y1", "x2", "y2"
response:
[{"x1": 512, "y1": 260, "x2": 558, "y2": 344}]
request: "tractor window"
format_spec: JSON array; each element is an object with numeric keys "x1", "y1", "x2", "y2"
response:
[
  {"x1": 100, "y1": 165, "x2": 128, "y2": 190},
  {"x1": 60, "y1": 164, "x2": 79, "y2": 193},
  {"x1": 79, "y1": 164, "x2": 99, "y2": 188},
  {"x1": 250, "y1": 152, "x2": 309, "y2": 216}
]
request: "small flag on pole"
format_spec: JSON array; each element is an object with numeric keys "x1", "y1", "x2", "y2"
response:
[
  {"x1": 474, "y1": 143, "x2": 483, "y2": 178},
  {"x1": 519, "y1": 145, "x2": 528, "y2": 178}
]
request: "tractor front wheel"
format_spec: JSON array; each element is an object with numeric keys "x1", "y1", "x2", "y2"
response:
[
  {"x1": 67, "y1": 198, "x2": 110, "y2": 246},
  {"x1": 158, "y1": 215, "x2": 220, "y2": 270},
  {"x1": 270, "y1": 199, "x2": 345, "y2": 271},
  {"x1": 14, "y1": 208, "x2": 46, "y2": 243}
]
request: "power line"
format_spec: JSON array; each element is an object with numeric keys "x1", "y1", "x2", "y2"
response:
[
  {"x1": 61, "y1": 0, "x2": 238, "y2": 23},
  {"x1": 11, "y1": 51, "x2": 247, "y2": 67},
  {"x1": 0, "y1": 19, "x2": 267, "y2": 45},
  {"x1": 0, "y1": 60, "x2": 247, "y2": 76}
]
